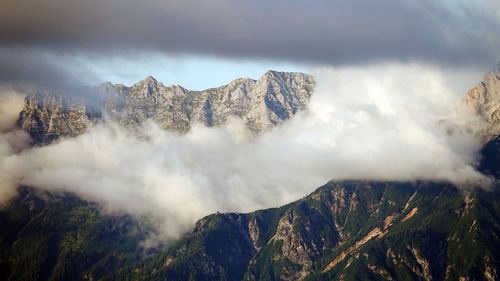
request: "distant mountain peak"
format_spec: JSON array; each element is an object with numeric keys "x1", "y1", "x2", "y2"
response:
[
  {"x1": 264, "y1": 69, "x2": 282, "y2": 76},
  {"x1": 136, "y1": 75, "x2": 161, "y2": 87},
  {"x1": 463, "y1": 65, "x2": 500, "y2": 139},
  {"x1": 263, "y1": 70, "x2": 307, "y2": 79},
  {"x1": 17, "y1": 71, "x2": 314, "y2": 143}
]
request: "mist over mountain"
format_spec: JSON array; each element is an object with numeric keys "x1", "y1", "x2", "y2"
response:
[
  {"x1": 1, "y1": 0, "x2": 499, "y2": 280},
  {"x1": 0, "y1": 64, "x2": 499, "y2": 280},
  {"x1": 0, "y1": 63, "x2": 495, "y2": 238}
]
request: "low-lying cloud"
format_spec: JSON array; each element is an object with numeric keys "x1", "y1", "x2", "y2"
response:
[
  {"x1": 0, "y1": 88, "x2": 25, "y2": 133},
  {"x1": 0, "y1": 63, "x2": 491, "y2": 240}
]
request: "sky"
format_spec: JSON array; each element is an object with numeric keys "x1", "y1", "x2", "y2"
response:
[
  {"x1": 0, "y1": 0, "x2": 499, "y2": 91},
  {"x1": 75, "y1": 53, "x2": 308, "y2": 90},
  {"x1": 0, "y1": 0, "x2": 499, "y2": 241}
]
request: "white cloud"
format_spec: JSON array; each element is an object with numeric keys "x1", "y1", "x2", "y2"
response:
[
  {"x1": 0, "y1": 88, "x2": 25, "y2": 133},
  {"x1": 0, "y1": 63, "x2": 490, "y2": 240}
]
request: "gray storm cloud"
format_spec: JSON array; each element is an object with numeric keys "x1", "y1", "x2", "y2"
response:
[
  {"x1": 0, "y1": 48, "x2": 99, "y2": 90},
  {"x1": 0, "y1": 63, "x2": 490, "y2": 240},
  {"x1": 1, "y1": 0, "x2": 498, "y2": 107},
  {"x1": 0, "y1": 0, "x2": 499, "y2": 66}
]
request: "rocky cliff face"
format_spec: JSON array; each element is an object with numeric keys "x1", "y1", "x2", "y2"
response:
[
  {"x1": 16, "y1": 90, "x2": 101, "y2": 144},
  {"x1": 17, "y1": 71, "x2": 314, "y2": 142},
  {"x1": 463, "y1": 66, "x2": 500, "y2": 138}
]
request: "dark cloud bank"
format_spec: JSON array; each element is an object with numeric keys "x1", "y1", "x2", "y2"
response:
[
  {"x1": 0, "y1": 0, "x2": 498, "y2": 66},
  {"x1": 0, "y1": 0, "x2": 499, "y2": 94}
]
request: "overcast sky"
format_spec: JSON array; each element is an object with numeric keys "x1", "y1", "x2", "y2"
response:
[{"x1": 0, "y1": 0, "x2": 499, "y2": 89}]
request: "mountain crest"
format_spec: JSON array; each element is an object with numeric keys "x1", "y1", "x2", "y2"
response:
[
  {"x1": 17, "y1": 71, "x2": 315, "y2": 143},
  {"x1": 463, "y1": 66, "x2": 500, "y2": 139}
]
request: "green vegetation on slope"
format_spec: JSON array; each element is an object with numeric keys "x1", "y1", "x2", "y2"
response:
[
  {"x1": 2, "y1": 135, "x2": 500, "y2": 281},
  {"x1": 0, "y1": 187, "x2": 154, "y2": 281}
]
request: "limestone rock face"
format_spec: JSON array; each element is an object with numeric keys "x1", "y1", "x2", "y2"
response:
[
  {"x1": 17, "y1": 71, "x2": 314, "y2": 143},
  {"x1": 104, "y1": 70, "x2": 314, "y2": 133},
  {"x1": 16, "y1": 91, "x2": 101, "y2": 144},
  {"x1": 463, "y1": 66, "x2": 500, "y2": 138}
]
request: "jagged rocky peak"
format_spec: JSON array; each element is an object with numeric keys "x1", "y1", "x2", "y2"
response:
[
  {"x1": 464, "y1": 65, "x2": 500, "y2": 137},
  {"x1": 128, "y1": 76, "x2": 166, "y2": 99},
  {"x1": 16, "y1": 71, "x2": 315, "y2": 143},
  {"x1": 262, "y1": 69, "x2": 312, "y2": 84},
  {"x1": 142, "y1": 75, "x2": 159, "y2": 85},
  {"x1": 17, "y1": 89, "x2": 101, "y2": 144},
  {"x1": 129, "y1": 75, "x2": 162, "y2": 90},
  {"x1": 228, "y1": 77, "x2": 256, "y2": 86}
]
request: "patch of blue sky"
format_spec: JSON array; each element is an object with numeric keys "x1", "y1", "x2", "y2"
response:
[{"x1": 75, "y1": 53, "x2": 310, "y2": 90}]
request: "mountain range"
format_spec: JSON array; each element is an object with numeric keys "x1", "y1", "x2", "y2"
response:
[
  {"x1": 17, "y1": 71, "x2": 314, "y2": 143},
  {"x1": 1, "y1": 69, "x2": 499, "y2": 281}
]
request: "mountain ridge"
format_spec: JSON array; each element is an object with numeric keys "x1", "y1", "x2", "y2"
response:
[
  {"x1": 463, "y1": 67, "x2": 500, "y2": 139},
  {"x1": 109, "y1": 179, "x2": 499, "y2": 281},
  {"x1": 17, "y1": 71, "x2": 314, "y2": 143},
  {"x1": 117, "y1": 137, "x2": 500, "y2": 280}
]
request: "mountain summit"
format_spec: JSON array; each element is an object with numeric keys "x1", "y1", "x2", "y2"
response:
[{"x1": 463, "y1": 67, "x2": 500, "y2": 139}]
